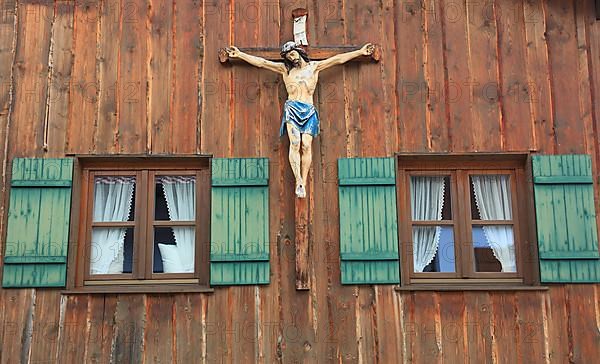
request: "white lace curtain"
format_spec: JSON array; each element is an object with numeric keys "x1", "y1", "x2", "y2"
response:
[
  {"x1": 411, "y1": 176, "x2": 446, "y2": 272},
  {"x1": 472, "y1": 175, "x2": 517, "y2": 272},
  {"x1": 158, "y1": 176, "x2": 196, "y2": 273},
  {"x1": 90, "y1": 176, "x2": 135, "y2": 275}
]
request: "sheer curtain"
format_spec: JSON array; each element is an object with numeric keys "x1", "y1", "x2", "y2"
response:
[
  {"x1": 159, "y1": 176, "x2": 196, "y2": 273},
  {"x1": 411, "y1": 176, "x2": 446, "y2": 272},
  {"x1": 91, "y1": 176, "x2": 135, "y2": 275},
  {"x1": 472, "y1": 175, "x2": 517, "y2": 272}
]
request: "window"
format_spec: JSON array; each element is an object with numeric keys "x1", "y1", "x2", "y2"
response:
[
  {"x1": 397, "y1": 155, "x2": 534, "y2": 286},
  {"x1": 69, "y1": 157, "x2": 211, "y2": 292}
]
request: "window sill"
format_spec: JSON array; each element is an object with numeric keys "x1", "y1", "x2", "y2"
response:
[
  {"x1": 395, "y1": 285, "x2": 548, "y2": 292},
  {"x1": 62, "y1": 284, "x2": 215, "y2": 294}
]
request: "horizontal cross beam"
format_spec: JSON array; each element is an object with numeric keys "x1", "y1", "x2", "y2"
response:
[{"x1": 218, "y1": 45, "x2": 381, "y2": 64}]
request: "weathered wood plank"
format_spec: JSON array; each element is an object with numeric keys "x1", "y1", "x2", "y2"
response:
[
  {"x1": 442, "y1": 0, "x2": 471, "y2": 152},
  {"x1": 467, "y1": 1, "x2": 502, "y2": 151},
  {"x1": 148, "y1": 0, "x2": 173, "y2": 154},
  {"x1": 584, "y1": 0, "x2": 600, "y2": 236},
  {"x1": 144, "y1": 295, "x2": 174, "y2": 364},
  {"x1": 172, "y1": 0, "x2": 201, "y2": 153},
  {"x1": 379, "y1": 0, "x2": 400, "y2": 152},
  {"x1": 174, "y1": 294, "x2": 206, "y2": 363},
  {"x1": 523, "y1": 0, "x2": 555, "y2": 153},
  {"x1": 566, "y1": 285, "x2": 600, "y2": 362},
  {"x1": 83, "y1": 295, "x2": 108, "y2": 364},
  {"x1": 205, "y1": 290, "x2": 229, "y2": 361},
  {"x1": 0, "y1": 289, "x2": 34, "y2": 364},
  {"x1": 94, "y1": 0, "x2": 120, "y2": 153},
  {"x1": 490, "y1": 292, "x2": 518, "y2": 364},
  {"x1": 438, "y1": 292, "x2": 465, "y2": 363},
  {"x1": 497, "y1": 0, "x2": 534, "y2": 150},
  {"x1": 424, "y1": 0, "x2": 450, "y2": 152},
  {"x1": 46, "y1": 1, "x2": 74, "y2": 157},
  {"x1": 397, "y1": 0, "x2": 428, "y2": 152},
  {"x1": 232, "y1": 0, "x2": 260, "y2": 157},
  {"x1": 515, "y1": 291, "x2": 546, "y2": 363},
  {"x1": 464, "y1": 292, "x2": 492, "y2": 363},
  {"x1": 67, "y1": 1, "x2": 98, "y2": 154},
  {"x1": 200, "y1": 0, "x2": 231, "y2": 157},
  {"x1": 545, "y1": 0, "x2": 585, "y2": 154},
  {"x1": 112, "y1": 295, "x2": 146, "y2": 363},
  {"x1": 255, "y1": 4, "x2": 283, "y2": 360},
  {"x1": 357, "y1": 288, "x2": 378, "y2": 363},
  {"x1": 118, "y1": 0, "x2": 148, "y2": 154},
  {"x1": 412, "y1": 292, "x2": 441, "y2": 363},
  {"x1": 309, "y1": 1, "x2": 343, "y2": 360},
  {"x1": 575, "y1": 0, "x2": 598, "y2": 194},
  {"x1": 355, "y1": 1, "x2": 387, "y2": 156},
  {"x1": 375, "y1": 287, "x2": 404, "y2": 363},
  {"x1": 0, "y1": 0, "x2": 18, "y2": 300},
  {"x1": 29, "y1": 290, "x2": 62, "y2": 363},
  {"x1": 57, "y1": 294, "x2": 88, "y2": 363},
  {"x1": 10, "y1": 0, "x2": 53, "y2": 157},
  {"x1": 543, "y1": 286, "x2": 570, "y2": 362}
]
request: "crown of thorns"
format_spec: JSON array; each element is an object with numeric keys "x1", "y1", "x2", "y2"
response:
[{"x1": 280, "y1": 41, "x2": 302, "y2": 57}]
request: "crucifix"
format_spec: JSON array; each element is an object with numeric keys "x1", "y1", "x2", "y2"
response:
[{"x1": 220, "y1": 8, "x2": 380, "y2": 290}]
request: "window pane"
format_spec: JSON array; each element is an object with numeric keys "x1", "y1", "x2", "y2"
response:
[
  {"x1": 472, "y1": 225, "x2": 516, "y2": 272},
  {"x1": 153, "y1": 226, "x2": 195, "y2": 274},
  {"x1": 410, "y1": 176, "x2": 451, "y2": 221},
  {"x1": 413, "y1": 226, "x2": 455, "y2": 272},
  {"x1": 93, "y1": 176, "x2": 136, "y2": 222},
  {"x1": 470, "y1": 175, "x2": 512, "y2": 221},
  {"x1": 155, "y1": 176, "x2": 196, "y2": 221},
  {"x1": 90, "y1": 227, "x2": 134, "y2": 275}
]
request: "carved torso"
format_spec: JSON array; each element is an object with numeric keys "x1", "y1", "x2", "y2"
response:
[{"x1": 282, "y1": 62, "x2": 319, "y2": 105}]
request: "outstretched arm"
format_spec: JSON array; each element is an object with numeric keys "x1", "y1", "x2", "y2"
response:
[
  {"x1": 226, "y1": 46, "x2": 286, "y2": 75},
  {"x1": 315, "y1": 43, "x2": 375, "y2": 72}
]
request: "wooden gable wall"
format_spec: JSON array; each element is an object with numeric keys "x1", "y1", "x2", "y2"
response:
[{"x1": 0, "y1": 0, "x2": 599, "y2": 362}]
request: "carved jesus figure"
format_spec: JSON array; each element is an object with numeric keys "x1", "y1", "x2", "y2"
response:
[{"x1": 226, "y1": 42, "x2": 375, "y2": 198}]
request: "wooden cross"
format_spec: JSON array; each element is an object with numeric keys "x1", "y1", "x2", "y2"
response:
[
  {"x1": 218, "y1": 8, "x2": 381, "y2": 65},
  {"x1": 219, "y1": 9, "x2": 379, "y2": 291}
]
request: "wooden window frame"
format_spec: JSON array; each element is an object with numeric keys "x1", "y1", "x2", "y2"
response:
[
  {"x1": 396, "y1": 153, "x2": 539, "y2": 288},
  {"x1": 65, "y1": 156, "x2": 212, "y2": 293}
]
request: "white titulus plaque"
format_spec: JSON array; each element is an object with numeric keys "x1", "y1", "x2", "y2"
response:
[{"x1": 293, "y1": 15, "x2": 308, "y2": 46}]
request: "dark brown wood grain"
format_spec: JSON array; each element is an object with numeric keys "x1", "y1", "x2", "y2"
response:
[
  {"x1": 172, "y1": 0, "x2": 202, "y2": 154},
  {"x1": 46, "y1": 1, "x2": 74, "y2": 157},
  {"x1": 9, "y1": 0, "x2": 53, "y2": 157},
  {"x1": 497, "y1": 0, "x2": 534, "y2": 151},
  {"x1": 94, "y1": 0, "x2": 120, "y2": 154},
  {"x1": 148, "y1": 0, "x2": 173, "y2": 154},
  {"x1": 57, "y1": 295, "x2": 89, "y2": 363},
  {"x1": 67, "y1": 1, "x2": 98, "y2": 155},
  {"x1": 29, "y1": 290, "x2": 62, "y2": 363},
  {"x1": 144, "y1": 295, "x2": 174, "y2": 363},
  {"x1": 118, "y1": 0, "x2": 148, "y2": 154},
  {"x1": 545, "y1": 0, "x2": 584, "y2": 154}
]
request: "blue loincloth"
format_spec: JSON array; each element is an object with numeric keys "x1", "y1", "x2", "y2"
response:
[{"x1": 279, "y1": 100, "x2": 320, "y2": 137}]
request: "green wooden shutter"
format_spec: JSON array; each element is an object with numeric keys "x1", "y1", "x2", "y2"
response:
[
  {"x1": 2, "y1": 158, "x2": 74, "y2": 287},
  {"x1": 210, "y1": 158, "x2": 270, "y2": 285},
  {"x1": 338, "y1": 158, "x2": 400, "y2": 284},
  {"x1": 532, "y1": 154, "x2": 600, "y2": 283}
]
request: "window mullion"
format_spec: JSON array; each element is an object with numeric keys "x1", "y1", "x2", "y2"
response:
[
  {"x1": 135, "y1": 170, "x2": 149, "y2": 280},
  {"x1": 456, "y1": 170, "x2": 474, "y2": 278}
]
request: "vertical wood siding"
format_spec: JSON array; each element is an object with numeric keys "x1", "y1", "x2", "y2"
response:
[{"x1": 0, "y1": 0, "x2": 598, "y2": 362}]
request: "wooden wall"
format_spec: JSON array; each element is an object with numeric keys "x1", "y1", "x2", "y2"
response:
[{"x1": 0, "y1": 0, "x2": 599, "y2": 362}]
